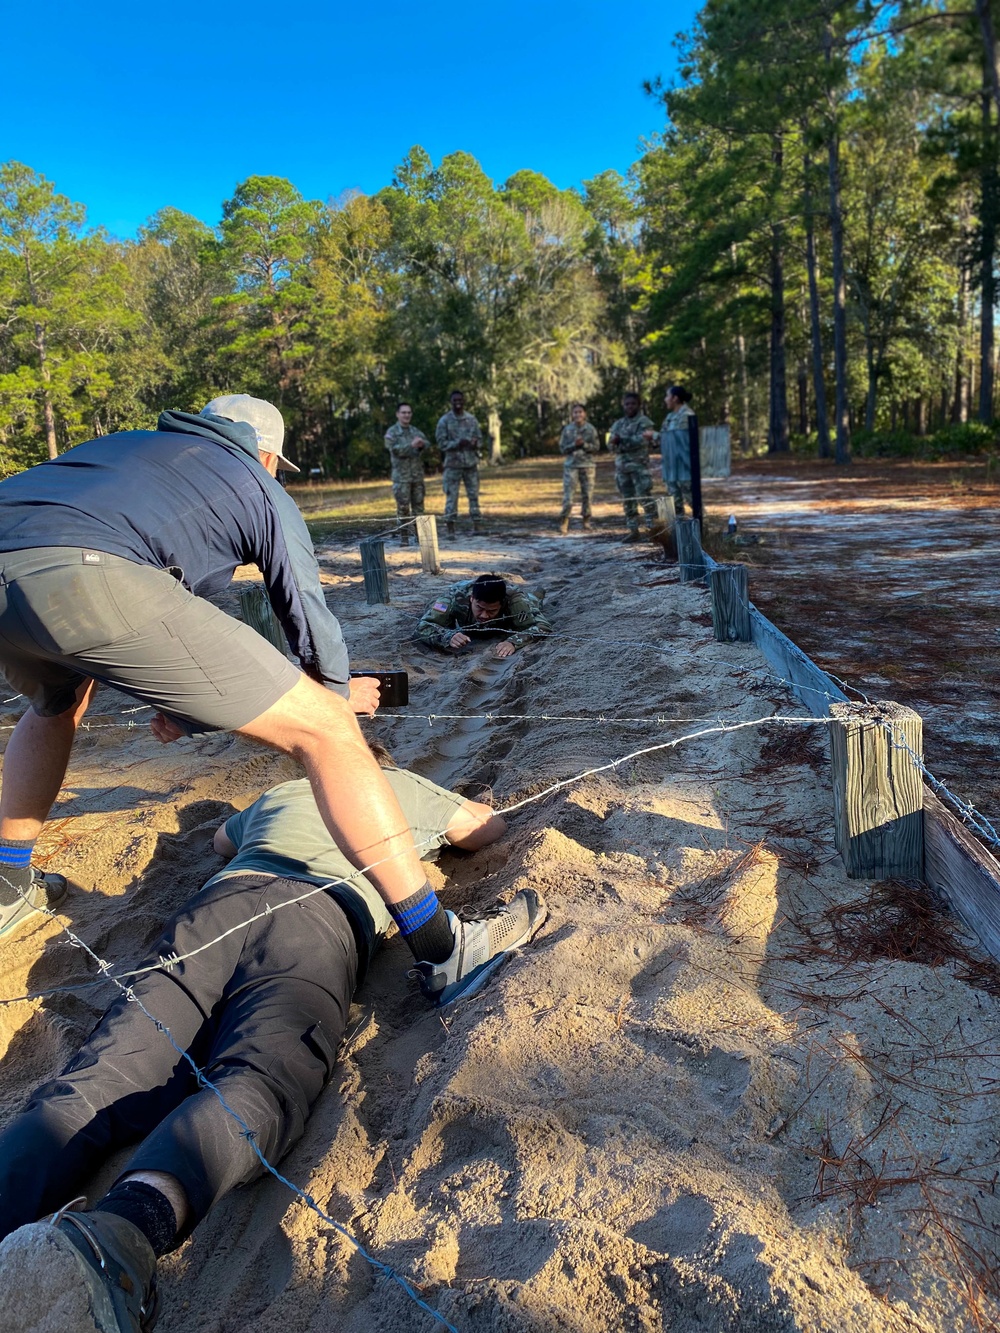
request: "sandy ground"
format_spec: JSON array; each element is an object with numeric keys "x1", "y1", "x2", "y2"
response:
[
  {"x1": 713, "y1": 456, "x2": 1000, "y2": 831},
  {"x1": 2, "y1": 523, "x2": 1000, "y2": 1332}
]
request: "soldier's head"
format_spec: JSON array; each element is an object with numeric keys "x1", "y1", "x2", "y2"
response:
[
  {"x1": 396, "y1": 402, "x2": 413, "y2": 425},
  {"x1": 469, "y1": 573, "x2": 506, "y2": 622},
  {"x1": 450, "y1": 390, "x2": 466, "y2": 415},
  {"x1": 665, "y1": 384, "x2": 691, "y2": 411},
  {"x1": 622, "y1": 391, "x2": 640, "y2": 418},
  {"x1": 571, "y1": 403, "x2": 587, "y2": 424}
]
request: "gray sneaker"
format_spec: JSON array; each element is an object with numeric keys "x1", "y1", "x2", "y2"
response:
[
  {"x1": 410, "y1": 890, "x2": 547, "y2": 1007},
  {"x1": 0, "y1": 1205, "x2": 158, "y2": 1332},
  {"x1": 0, "y1": 868, "x2": 68, "y2": 939}
]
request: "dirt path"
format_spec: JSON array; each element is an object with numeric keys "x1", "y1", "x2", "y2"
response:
[
  {"x1": 706, "y1": 456, "x2": 1000, "y2": 838},
  {"x1": 3, "y1": 531, "x2": 1000, "y2": 1329}
]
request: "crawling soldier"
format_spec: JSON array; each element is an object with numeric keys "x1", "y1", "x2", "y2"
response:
[{"x1": 415, "y1": 574, "x2": 551, "y2": 659}]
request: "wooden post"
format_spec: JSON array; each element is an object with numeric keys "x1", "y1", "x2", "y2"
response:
[
  {"x1": 829, "y1": 701, "x2": 924, "y2": 880},
  {"x1": 675, "y1": 518, "x2": 705, "y2": 583},
  {"x1": 239, "y1": 584, "x2": 289, "y2": 654},
  {"x1": 415, "y1": 514, "x2": 440, "y2": 575},
  {"x1": 654, "y1": 495, "x2": 676, "y2": 532},
  {"x1": 360, "y1": 537, "x2": 390, "y2": 605},
  {"x1": 708, "y1": 563, "x2": 751, "y2": 642}
]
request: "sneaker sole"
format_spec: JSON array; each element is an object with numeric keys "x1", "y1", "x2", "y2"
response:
[
  {"x1": 437, "y1": 897, "x2": 549, "y2": 1008},
  {"x1": 0, "y1": 1223, "x2": 119, "y2": 1333}
]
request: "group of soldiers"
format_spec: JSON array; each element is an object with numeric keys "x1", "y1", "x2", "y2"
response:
[{"x1": 386, "y1": 385, "x2": 697, "y2": 543}]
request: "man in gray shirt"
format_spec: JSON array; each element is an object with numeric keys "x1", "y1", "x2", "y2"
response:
[{"x1": 0, "y1": 760, "x2": 544, "y2": 1333}]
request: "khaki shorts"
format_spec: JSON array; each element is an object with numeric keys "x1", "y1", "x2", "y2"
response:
[{"x1": 0, "y1": 548, "x2": 301, "y2": 733}]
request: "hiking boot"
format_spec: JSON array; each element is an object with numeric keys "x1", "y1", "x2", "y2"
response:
[
  {"x1": 410, "y1": 890, "x2": 547, "y2": 1007},
  {"x1": 558, "y1": 516, "x2": 570, "y2": 535},
  {"x1": 399, "y1": 531, "x2": 410, "y2": 547},
  {"x1": 582, "y1": 518, "x2": 592, "y2": 531},
  {"x1": 0, "y1": 867, "x2": 67, "y2": 939},
  {"x1": 623, "y1": 529, "x2": 642, "y2": 544},
  {"x1": 0, "y1": 1205, "x2": 159, "y2": 1333},
  {"x1": 446, "y1": 520, "x2": 457, "y2": 540},
  {"x1": 471, "y1": 519, "x2": 483, "y2": 535}
]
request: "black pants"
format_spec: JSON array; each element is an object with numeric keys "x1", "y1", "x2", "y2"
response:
[{"x1": 0, "y1": 874, "x2": 357, "y2": 1242}]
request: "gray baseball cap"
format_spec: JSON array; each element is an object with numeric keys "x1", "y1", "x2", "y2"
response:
[{"x1": 200, "y1": 394, "x2": 301, "y2": 473}]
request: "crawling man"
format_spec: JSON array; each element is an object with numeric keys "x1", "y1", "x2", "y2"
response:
[
  {"x1": 415, "y1": 574, "x2": 551, "y2": 659},
  {"x1": 0, "y1": 758, "x2": 544, "y2": 1333}
]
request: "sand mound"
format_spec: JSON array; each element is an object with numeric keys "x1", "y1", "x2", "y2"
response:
[{"x1": 2, "y1": 531, "x2": 999, "y2": 1332}]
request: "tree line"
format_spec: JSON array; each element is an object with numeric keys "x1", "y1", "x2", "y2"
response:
[{"x1": 2, "y1": 0, "x2": 999, "y2": 478}]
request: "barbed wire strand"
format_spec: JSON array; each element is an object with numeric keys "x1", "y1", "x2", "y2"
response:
[{"x1": 0, "y1": 872, "x2": 458, "y2": 1333}]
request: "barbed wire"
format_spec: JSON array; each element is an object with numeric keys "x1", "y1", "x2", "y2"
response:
[{"x1": 0, "y1": 711, "x2": 828, "y2": 1005}]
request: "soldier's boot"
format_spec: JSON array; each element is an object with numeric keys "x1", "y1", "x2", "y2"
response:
[
  {"x1": 446, "y1": 520, "x2": 457, "y2": 540},
  {"x1": 558, "y1": 516, "x2": 570, "y2": 536},
  {"x1": 472, "y1": 518, "x2": 483, "y2": 535},
  {"x1": 582, "y1": 511, "x2": 592, "y2": 531},
  {"x1": 399, "y1": 528, "x2": 410, "y2": 547},
  {"x1": 623, "y1": 528, "x2": 642, "y2": 544}
]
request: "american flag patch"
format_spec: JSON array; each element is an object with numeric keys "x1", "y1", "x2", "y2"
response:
[{"x1": 433, "y1": 600, "x2": 449, "y2": 612}]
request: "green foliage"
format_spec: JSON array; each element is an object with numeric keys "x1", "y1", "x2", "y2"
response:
[
  {"x1": 2, "y1": 7, "x2": 999, "y2": 479},
  {"x1": 852, "y1": 421, "x2": 999, "y2": 458}
]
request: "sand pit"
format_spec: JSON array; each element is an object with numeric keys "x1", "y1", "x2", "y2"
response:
[{"x1": 2, "y1": 531, "x2": 1000, "y2": 1332}]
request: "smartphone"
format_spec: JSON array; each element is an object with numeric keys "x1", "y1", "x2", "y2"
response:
[{"x1": 349, "y1": 669, "x2": 409, "y2": 707}]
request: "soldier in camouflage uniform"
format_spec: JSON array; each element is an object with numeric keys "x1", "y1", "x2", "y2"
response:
[
  {"x1": 416, "y1": 573, "x2": 551, "y2": 659},
  {"x1": 558, "y1": 403, "x2": 601, "y2": 534},
  {"x1": 609, "y1": 391, "x2": 659, "y2": 542},
  {"x1": 384, "y1": 402, "x2": 428, "y2": 545},
  {"x1": 659, "y1": 385, "x2": 696, "y2": 516},
  {"x1": 435, "y1": 390, "x2": 482, "y2": 538}
]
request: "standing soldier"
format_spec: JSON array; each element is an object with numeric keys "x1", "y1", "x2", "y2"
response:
[
  {"x1": 608, "y1": 390, "x2": 659, "y2": 542},
  {"x1": 435, "y1": 389, "x2": 483, "y2": 539},
  {"x1": 660, "y1": 384, "x2": 696, "y2": 516},
  {"x1": 557, "y1": 403, "x2": 601, "y2": 534},
  {"x1": 384, "y1": 402, "x2": 427, "y2": 545}
]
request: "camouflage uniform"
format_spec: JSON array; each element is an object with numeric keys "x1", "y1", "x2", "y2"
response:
[
  {"x1": 660, "y1": 403, "x2": 696, "y2": 514},
  {"x1": 416, "y1": 580, "x2": 551, "y2": 653},
  {"x1": 609, "y1": 412, "x2": 658, "y2": 532},
  {"x1": 435, "y1": 410, "x2": 482, "y2": 521},
  {"x1": 384, "y1": 422, "x2": 428, "y2": 520},
  {"x1": 558, "y1": 421, "x2": 600, "y2": 521}
]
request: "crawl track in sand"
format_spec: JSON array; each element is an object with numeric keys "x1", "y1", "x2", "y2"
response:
[{"x1": 2, "y1": 532, "x2": 1000, "y2": 1332}]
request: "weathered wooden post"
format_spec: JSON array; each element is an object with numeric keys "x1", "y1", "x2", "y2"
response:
[
  {"x1": 239, "y1": 584, "x2": 289, "y2": 654},
  {"x1": 708, "y1": 563, "x2": 751, "y2": 642},
  {"x1": 654, "y1": 495, "x2": 676, "y2": 532},
  {"x1": 675, "y1": 518, "x2": 705, "y2": 584},
  {"x1": 414, "y1": 514, "x2": 440, "y2": 575},
  {"x1": 654, "y1": 494, "x2": 678, "y2": 560},
  {"x1": 829, "y1": 701, "x2": 924, "y2": 880},
  {"x1": 359, "y1": 537, "x2": 390, "y2": 605}
]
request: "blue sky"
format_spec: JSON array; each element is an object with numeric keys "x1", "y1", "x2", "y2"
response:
[{"x1": 3, "y1": 0, "x2": 700, "y2": 238}]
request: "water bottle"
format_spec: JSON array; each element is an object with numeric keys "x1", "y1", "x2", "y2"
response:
[{"x1": 727, "y1": 514, "x2": 738, "y2": 536}]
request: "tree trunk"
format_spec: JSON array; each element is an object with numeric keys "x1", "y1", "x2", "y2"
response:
[
  {"x1": 825, "y1": 28, "x2": 851, "y2": 464},
  {"x1": 34, "y1": 323, "x2": 58, "y2": 460},
  {"x1": 797, "y1": 357, "x2": 809, "y2": 435},
  {"x1": 736, "y1": 330, "x2": 751, "y2": 451},
  {"x1": 953, "y1": 261, "x2": 969, "y2": 423},
  {"x1": 977, "y1": 0, "x2": 1000, "y2": 122},
  {"x1": 488, "y1": 408, "x2": 502, "y2": 465},
  {"x1": 768, "y1": 137, "x2": 790, "y2": 453},
  {"x1": 803, "y1": 149, "x2": 832, "y2": 457},
  {"x1": 864, "y1": 320, "x2": 879, "y2": 432},
  {"x1": 916, "y1": 397, "x2": 928, "y2": 436},
  {"x1": 980, "y1": 85, "x2": 998, "y2": 423}
]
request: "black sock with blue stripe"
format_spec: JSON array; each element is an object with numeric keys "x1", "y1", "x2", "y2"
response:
[
  {"x1": 391, "y1": 882, "x2": 454, "y2": 964},
  {"x1": 0, "y1": 839, "x2": 33, "y2": 907}
]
